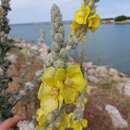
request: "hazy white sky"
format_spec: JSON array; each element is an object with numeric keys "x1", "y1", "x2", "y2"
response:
[{"x1": 8, "y1": 0, "x2": 130, "y2": 24}]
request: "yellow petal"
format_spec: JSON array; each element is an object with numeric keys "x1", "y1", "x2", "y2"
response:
[
  {"x1": 38, "y1": 84, "x2": 52, "y2": 100},
  {"x1": 71, "y1": 22, "x2": 80, "y2": 33},
  {"x1": 36, "y1": 125, "x2": 43, "y2": 130},
  {"x1": 67, "y1": 64, "x2": 81, "y2": 78},
  {"x1": 74, "y1": 10, "x2": 85, "y2": 24},
  {"x1": 46, "y1": 128, "x2": 52, "y2": 130},
  {"x1": 36, "y1": 108, "x2": 44, "y2": 121},
  {"x1": 74, "y1": 5, "x2": 90, "y2": 25},
  {"x1": 58, "y1": 94, "x2": 63, "y2": 109},
  {"x1": 71, "y1": 75, "x2": 87, "y2": 92},
  {"x1": 81, "y1": 5, "x2": 90, "y2": 22},
  {"x1": 41, "y1": 67, "x2": 55, "y2": 86},
  {"x1": 62, "y1": 87, "x2": 78, "y2": 104},
  {"x1": 55, "y1": 68, "x2": 65, "y2": 81},
  {"x1": 81, "y1": 119, "x2": 88, "y2": 127},
  {"x1": 36, "y1": 109, "x2": 47, "y2": 130},
  {"x1": 88, "y1": 15, "x2": 100, "y2": 32},
  {"x1": 40, "y1": 96, "x2": 58, "y2": 113},
  {"x1": 86, "y1": 86, "x2": 91, "y2": 95},
  {"x1": 55, "y1": 68, "x2": 65, "y2": 88},
  {"x1": 72, "y1": 121, "x2": 83, "y2": 130}
]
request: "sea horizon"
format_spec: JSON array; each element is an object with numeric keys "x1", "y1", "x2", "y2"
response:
[{"x1": 9, "y1": 23, "x2": 130, "y2": 75}]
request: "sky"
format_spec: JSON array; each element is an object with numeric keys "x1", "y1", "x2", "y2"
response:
[{"x1": 8, "y1": 0, "x2": 130, "y2": 24}]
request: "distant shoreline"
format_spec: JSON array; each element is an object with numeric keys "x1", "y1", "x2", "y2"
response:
[
  {"x1": 102, "y1": 19, "x2": 130, "y2": 24},
  {"x1": 10, "y1": 20, "x2": 130, "y2": 26}
]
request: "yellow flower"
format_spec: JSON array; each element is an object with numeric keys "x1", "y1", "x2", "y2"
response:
[
  {"x1": 56, "y1": 113, "x2": 88, "y2": 130},
  {"x1": 62, "y1": 65, "x2": 86, "y2": 104},
  {"x1": 57, "y1": 113, "x2": 72, "y2": 130},
  {"x1": 39, "y1": 64, "x2": 87, "y2": 104},
  {"x1": 74, "y1": 4, "x2": 90, "y2": 25},
  {"x1": 71, "y1": 21, "x2": 81, "y2": 32},
  {"x1": 36, "y1": 94, "x2": 59, "y2": 130},
  {"x1": 71, "y1": 119, "x2": 88, "y2": 130},
  {"x1": 66, "y1": 64, "x2": 87, "y2": 93},
  {"x1": 36, "y1": 64, "x2": 87, "y2": 130},
  {"x1": 36, "y1": 109, "x2": 47, "y2": 130},
  {"x1": 88, "y1": 15, "x2": 100, "y2": 32},
  {"x1": 40, "y1": 67, "x2": 55, "y2": 87},
  {"x1": 40, "y1": 96, "x2": 58, "y2": 113}
]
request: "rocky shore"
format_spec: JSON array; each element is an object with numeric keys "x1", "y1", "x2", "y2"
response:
[
  {"x1": 102, "y1": 19, "x2": 130, "y2": 24},
  {"x1": 5, "y1": 39, "x2": 130, "y2": 130}
]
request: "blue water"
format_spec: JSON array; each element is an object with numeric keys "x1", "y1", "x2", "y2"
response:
[{"x1": 10, "y1": 23, "x2": 130, "y2": 75}]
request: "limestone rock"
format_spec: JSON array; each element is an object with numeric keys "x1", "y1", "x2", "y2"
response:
[
  {"x1": 116, "y1": 83, "x2": 125, "y2": 94},
  {"x1": 87, "y1": 76, "x2": 99, "y2": 84},
  {"x1": 124, "y1": 81, "x2": 130, "y2": 96},
  {"x1": 87, "y1": 68, "x2": 97, "y2": 76},
  {"x1": 116, "y1": 81, "x2": 130, "y2": 96},
  {"x1": 109, "y1": 68, "x2": 119, "y2": 76},
  {"x1": 83, "y1": 62, "x2": 93, "y2": 71},
  {"x1": 96, "y1": 66, "x2": 108, "y2": 78},
  {"x1": 105, "y1": 104, "x2": 128, "y2": 129},
  {"x1": 96, "y1": 66, "x2": 108, "y2": 74}
]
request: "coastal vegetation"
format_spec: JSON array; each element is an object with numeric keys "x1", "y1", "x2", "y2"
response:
[
  {"x1": 0, "y1": 0, "x2": 14, "y2": 120},
  {"x1": 102, "y1": 15, "x2": 130, "y2": 24},
  {"x1": 114, "y1": 15, "x2": 130, "y2": 22}
]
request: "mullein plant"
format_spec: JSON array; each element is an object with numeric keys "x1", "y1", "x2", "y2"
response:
[
  {"x1": 0, "y1": 0, "x2": 14, "y2": 120},
  {"x1": 36, "y1": 0, "x2": 100, "y2": 130}
]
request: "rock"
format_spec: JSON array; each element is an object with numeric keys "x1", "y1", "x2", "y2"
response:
[
  {"x1": 105, "y1": 104, "x2": 128, "y2": 129},
  {"x1": 116, "y1": 81, "x2": 130, "y2": 96},
  {"x1": 87, "y1": 68, "x2": 97, "y2": 76},
  {"x1": 17, "y1": 121, "x2": 35, "y2": 130},
  {"x1": 83, "y1": 62, "x2": 93, "y2": 71},
  {"x1": 124, "y1": 81, "x2": 130, "y2": 96},
  {"x1": 116, "y1": 83, "x2": 125, "y2": 94},
  {"x1": 119, "y1": 72, "x2": 127, "y2": 77},
  {"x1": 87, "y1": 76, "x2": 99, "y2": 84},
  {"x1": 112, "y1": 75, "x2": 121, "y2": 82},
  {"x1": 109, "y1": 68, "x2": 119, "y2": 76},
  {"x1": 96, "y1": 66, "x2": 108, "y2": 77},
  {"x1": 96, "y1": 66, "x2": 108, "y2": 74}
]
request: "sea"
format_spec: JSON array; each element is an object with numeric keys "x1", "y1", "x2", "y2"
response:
[{"x1": 10, "y1": 23, "x2": 130, "y2": 75}]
